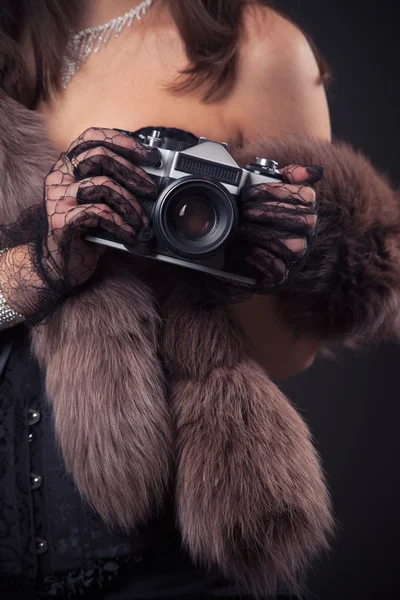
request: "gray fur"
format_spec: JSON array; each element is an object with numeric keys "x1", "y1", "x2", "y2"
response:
[
  {"x1": 0, "y1": 91, "x2": 58, "y2": 223},
  {"x1": 234, "y1": 135, "x2": 400, "y2": 346},
  {"x1": 32, "y1": 253, "x2": 173, "y2": 530},
  {"x1": 162, "y1": 296, "x2": 334, "y2": 596}
]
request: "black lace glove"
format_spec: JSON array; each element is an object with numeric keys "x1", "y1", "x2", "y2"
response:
[
  {"x1": 0, "y1": 127, "x2": 161, "y2": 325},
  {"x1": 177, "y1": 163, "x2": 322, "y2": 306},
  {"x1": 236, "y1": 163, "x2": 322, "y2": 293}
]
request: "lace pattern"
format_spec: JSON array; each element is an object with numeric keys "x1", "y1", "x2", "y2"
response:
[{"x1": 0, "y1": 128, "x2": 161, "y2": 325}]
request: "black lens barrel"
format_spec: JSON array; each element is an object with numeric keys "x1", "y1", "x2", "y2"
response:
[{"x1": 152, "y1": 177, "x2": 237, "y2": 259}]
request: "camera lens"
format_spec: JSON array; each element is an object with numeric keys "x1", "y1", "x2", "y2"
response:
[
  {"x1": 153, "y1": 177, "x2": 238, "y2": 258},
  {"x1": 173, "y1": 197, "x2": 216, "y2": 239}
]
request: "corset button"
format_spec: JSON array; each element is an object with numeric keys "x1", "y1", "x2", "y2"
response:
[
  {"x1": 28, "y1": 408, "x2": 40, "y2": 426},
  {"x1": 30, "y1": 473, "x2": 42, "y2": 490},
  {"x1": 36, "y1": 538, "x2": 48, "y2": 555}
]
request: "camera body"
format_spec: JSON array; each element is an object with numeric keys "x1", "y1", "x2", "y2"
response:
[{"x1": 86, "y1": 129, "x2": 282, "y2": 285}]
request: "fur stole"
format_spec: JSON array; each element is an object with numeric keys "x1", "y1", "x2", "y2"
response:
[{"x1": 1, "y1": 89, "x2": 399, "y2": 596}]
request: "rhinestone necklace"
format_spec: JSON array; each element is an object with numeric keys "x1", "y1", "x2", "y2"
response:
[{"x1": 61, "y1": 0, "x2": 155, "y2": 89}]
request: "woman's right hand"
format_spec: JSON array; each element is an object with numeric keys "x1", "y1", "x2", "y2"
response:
[{"x1": 0, "y1": 127, "x2": 161, "y2": 323}]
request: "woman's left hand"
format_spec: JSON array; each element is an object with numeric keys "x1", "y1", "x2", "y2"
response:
[{"x1": 234, "y1": 163, "x2": 323, "y2": 294}]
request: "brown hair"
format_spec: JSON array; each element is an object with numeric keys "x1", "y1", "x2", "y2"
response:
[{"x1": 0, "y1": 0, "x2": 331, "y2": 106}]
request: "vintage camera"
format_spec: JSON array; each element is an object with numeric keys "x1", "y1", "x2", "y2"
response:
[{"x1": 85, "y1": 129, "x2": 282, "y2": 285}]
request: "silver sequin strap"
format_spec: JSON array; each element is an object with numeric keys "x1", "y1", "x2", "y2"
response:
[{"x1": 0, "y1": 249, "x2": 25, "y2": 329}]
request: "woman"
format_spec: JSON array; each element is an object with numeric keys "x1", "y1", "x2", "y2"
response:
[
  {"x1": 0, "y1": 1, "x2": 399, "y2": 599},
  {"x1": 2, "y1": 0, "x2": 329, "y2": 375}
]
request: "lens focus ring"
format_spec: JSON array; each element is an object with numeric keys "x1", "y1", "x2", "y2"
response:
[{"x1": 152, "y1": 177, "x2": 238, "y2": 259}]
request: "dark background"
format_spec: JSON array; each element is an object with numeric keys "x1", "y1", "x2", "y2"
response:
[{"x1": 276, "y1": 1, "x2": 400, "y2": 599}]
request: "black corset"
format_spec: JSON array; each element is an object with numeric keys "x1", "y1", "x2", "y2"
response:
[{"x1": 0, "y1": 327, "x2": 153, "y2": 597}]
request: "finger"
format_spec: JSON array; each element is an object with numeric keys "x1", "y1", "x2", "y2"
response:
[
  {"x1": 67, "y1": 127, "x2": 161, "y2": 167},
  {"x1": 245, "y1": 248, "x2": 288, "y2": 287},
  {"x1": 284, "y1": 236, "x2": 308, "y2": 255},
  {"x1": 242, "y1": 182, "x2": 316, "y2": 207},
  {"x1": 48, "y1": 176, "x2": 148, "y2": 226},
  {"x1": 63, "y1": 204, "x2": 137, "y2": 244},
  {"x1": 280, "y1": 164, "x2": 324, "y2": 185},
  {"x1": 238, "y1": 223, "x2": 308, "y2": 256},
  {"x1": 244, "y1": 202, "x2": 318, "y2": 233},
  {"x1": 76, "y1": 177, "x2": 148, "y2": 227},
  {"x1": 72, "y1": 146, "x2": 158, "y2": 196}
]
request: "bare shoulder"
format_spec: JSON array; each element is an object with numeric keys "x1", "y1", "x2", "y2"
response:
[
  {"x1": 230, "y1": 4, "x2": 331, "y2": 142},
  {"x1": 241, "y1": 5, "x2": 321, "y2": 81}
]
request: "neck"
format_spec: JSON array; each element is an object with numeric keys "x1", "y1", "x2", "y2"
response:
[{"x1": 80, "y1": 0, "x2": 153, "y2": 30}]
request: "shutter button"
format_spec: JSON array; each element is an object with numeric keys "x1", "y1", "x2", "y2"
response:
[
  {"x1": 28, "y1": 409, "x2": 40, "y2": 426},
  {"x1": 36, "y1": 538, "x2": 48, "y2": 555},
  {"x1": 30, "y1": 473, "x2": 42, "y2": 490}
]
